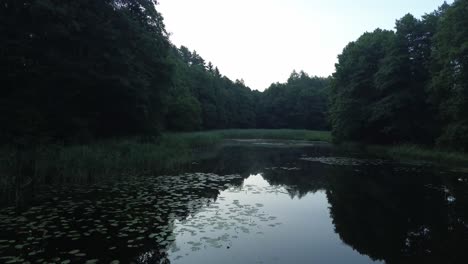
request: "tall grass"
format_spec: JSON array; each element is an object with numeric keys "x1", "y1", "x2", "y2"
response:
[
  {"x1": 0, "y1": 133, "x2": 224, "y2": 206},
  {"x1": 338, "y1": 142, "x2": 468, "y2": 164},
  {"x1": 0, "y1": 134, "x2": 223, "y2": 184},
  {"x1": 367, "y1": 144, "x2": 468, "y2": 164},
  {"x1": 0, "y1": 129, "x2": 329, "y2": 207},
  {"x1": 204, "y1": 129, "x2": 332, "y2": 142}
]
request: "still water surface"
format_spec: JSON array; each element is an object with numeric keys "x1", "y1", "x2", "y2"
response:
[{"x1": 1, "y1": 140, "x2": 467, "y2": 263}]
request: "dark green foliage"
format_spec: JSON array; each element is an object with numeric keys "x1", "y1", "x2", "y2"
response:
[
  {"x1": 0, "y1": 0, "x2": 331, "y2": 145},
  {"x1": 167, "y1": 46, "x2": 327, "y2": 131},
  {"x1": 0, "y1": 0, "x2": 173, "y2": 144},
  {"x1": 430, "y1": 0, "x2": 468, "y2": 151},
  {"x1": 166, "y1": 96, "x2": 202, "y2": 131},
  {"x1": 258, "y1": 71, "x2": 330, "y2": 130},
  {"x1": 330, "y1": 1, "x2": 468, "y2": 151},
  {"x1": 7, "y1": 0, "x2": 467, "y2": 153},
  {"x1": 330, "y1": 29, "x2": 396, "y2": 143}
]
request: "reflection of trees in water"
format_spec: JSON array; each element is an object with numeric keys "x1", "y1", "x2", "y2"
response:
[
  {"x1": 0, "y1": 173, "x2": 245, "y2": 264},
  {"x1": 201, "y1": 145, "x2": 468, "y2": 263},
  {"x1": 326, "y1": 166, "x2": 468, "y2": 263},
  {"x1": 261, "y1": 163, "x2": 328, "y2": 199},
  {"x1": 196, "y1": 144, "x2": 333, "y2": 199},
  {"x1": 6, "y1": 143, "x2": 465, "y2": 263}
]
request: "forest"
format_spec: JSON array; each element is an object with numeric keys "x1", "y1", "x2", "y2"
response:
[
  {"x1": 1, "y1": 0, "x2": 468, "y2": 152},
  {"x1": 2, "y1": 1, "x2": 468, "y2": 263},
  {"x1": 330, "y1": 1, "x2": 468, "y2": 151}
]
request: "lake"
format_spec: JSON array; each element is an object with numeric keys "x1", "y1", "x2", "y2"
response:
[{"x1": 1, "y1": 140, "x2": 468, "y2": 263}]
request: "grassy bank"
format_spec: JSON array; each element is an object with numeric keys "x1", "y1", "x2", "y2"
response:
[
  {"x1": 0, "y1": 132, "x2": 224, "y2": 206},
  {"x1": 1, "y1": 129, "x2": 330, "y2": 181},
  {"x1": 0, "y1": 129, "x2": 330, "y2": 206},
  {"x1": 0, "y1": 133, "x2": 222, "y2": 185},
  {"x1": 338, "y1": 142, "x2": 468, "y2": 164},
  {"x1": 202, "y1": 129, "x2": 332, "y2": 142},
  {"x1": 367, "y1": 144, "x2": 468, "y2": 164}
]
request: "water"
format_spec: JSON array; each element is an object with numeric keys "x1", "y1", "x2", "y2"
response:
[
  {"x1": 1, "y1": 140, "x2": 468, "y2": 263},
  {"x1": 168, "y1": 174, "x2": 379, "y2": 264}
]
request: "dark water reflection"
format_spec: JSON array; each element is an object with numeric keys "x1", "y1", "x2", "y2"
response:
[{"x1": 1, "y1": 140, "x2": 468, "y2": 263}]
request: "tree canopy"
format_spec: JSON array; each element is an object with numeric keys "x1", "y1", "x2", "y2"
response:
[
  {"x1": 1, "y1": 0, "x2": 173, "y2": 144},
  {"x1": 330, "y1": 0, "x2": 468, "y2": 151},
  {"x1": 2, "y1": 0, "x2": 468, "y2": 152},
  {"x1": 0, "y1": 0, "x2": 330, "y2": 145}
]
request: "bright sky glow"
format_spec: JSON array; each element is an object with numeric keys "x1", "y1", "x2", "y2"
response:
[{"x1": 158, "y1": 0, "x2": 452, "y2": 91}]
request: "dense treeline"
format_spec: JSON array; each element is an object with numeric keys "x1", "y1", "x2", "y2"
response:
[
  {"x1": 166, "y1": 46, "x2": 330, "y2": 131},
  {"x1": 330, "y1": 0, "x2": 468, "y2": 151},
  {"x1": 0, "y1": 0, "x2": 329, "y2": 146},
  {"x1": 2, "y1": 0, "x2": 467, "y2": 153},
  {"x1": 258, "y1": 71, "x2": 329, "y2": 130},
  {"x1": 1, "y1": 0, "x2": 173, "y2": 144},
  {"x1": 166, "y1": 45, "x2": 258, "y2": 131}
]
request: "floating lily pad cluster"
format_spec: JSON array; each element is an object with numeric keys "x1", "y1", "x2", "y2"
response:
[
  {"x1": 451, "y1": 167, "x2": 468, "y2": 174},
  {"x1": 0, "y1": 173, "x2": 244, "y2": 263},
  {"x1": 265, "y1": 167, "x2": 301, "y2": 171},
  {"x1": 166, "y1": 182, "x2": 284, "y2": 262},
  {"x1": 299, "y1": 156, "x2": 439, "y2": 169},
  {"x1": 300, "y1": 156, "x2": 387, "y2": 166}
]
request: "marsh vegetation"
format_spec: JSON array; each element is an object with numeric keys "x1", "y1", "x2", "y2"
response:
[
  {"x1": 2, "y1": 0, "x2": 468, "y2": 263},
  {"x1": 1, "y1": 140, "x2": 468, "y2": 263}
]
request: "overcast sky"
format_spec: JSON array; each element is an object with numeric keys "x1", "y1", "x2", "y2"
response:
[{"x1": 158, "y1": 0, "x2": 452, "y2": 91}]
